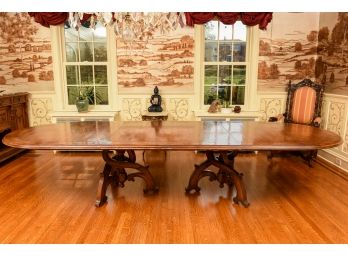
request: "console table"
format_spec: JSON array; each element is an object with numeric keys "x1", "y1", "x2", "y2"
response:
[
  {"x1": 3, "y1": 120, "x2": 342, "y2": 207},
  {"x1": 141, "y1": 111, "x2": 168, "y2": 121}
]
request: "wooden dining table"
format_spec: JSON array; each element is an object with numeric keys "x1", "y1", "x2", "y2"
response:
[{"x1": 3, "y1": 120, "x2": 342, "y2": 207}]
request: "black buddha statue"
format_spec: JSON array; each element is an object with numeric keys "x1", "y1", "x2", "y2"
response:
[{"x1": 148, "y1": 86, "x2": 163, "y2": 112}]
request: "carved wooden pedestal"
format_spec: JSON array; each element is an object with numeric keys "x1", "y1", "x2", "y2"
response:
[
  {"x1": 186, "y1": 151, "x2": 249, "y2": 207},
  {"x1": 96, "y1": 150, "x2": 158, "y2": 207}
]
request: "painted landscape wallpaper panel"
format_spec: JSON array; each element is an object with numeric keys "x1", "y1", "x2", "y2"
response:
[
  {"x1": 257, "y1": 12, "x2": 319, "y2": 92},
  {"x1": 116, "y1": 26, "x2": 194, "y2": 92},
  {"x1": 318, "y1": 12, "x2": 348, "y2": 96},
  {"x1": 0, "y1": 13, "x2": 54, "y2": 92}
]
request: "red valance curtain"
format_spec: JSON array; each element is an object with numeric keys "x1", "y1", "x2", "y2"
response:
[
  {"x1": 28, "y1": 12, "x2": 93, "y2": 28},
  {"x1": 185, "y1": 12, "x2": 273, "y2": 30},
  {"x1": 28, "y1": 12, "x2": 69, "y2": 28}
]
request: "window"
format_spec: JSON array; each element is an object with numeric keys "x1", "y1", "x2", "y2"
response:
[
  {"x1": 63, "y1": 22, "x2": 109, "y2": 107},
  {"x1": 203, "y1": 21, "x2": 248, "y2": 106}
]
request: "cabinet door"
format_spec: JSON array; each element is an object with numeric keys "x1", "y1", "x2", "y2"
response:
[
  {"x1": 0, "y1": 106, "x2": 11, "y2": 128},
  {"x1": 11, "y1": 103, "x2": 29, "y2": 130}
]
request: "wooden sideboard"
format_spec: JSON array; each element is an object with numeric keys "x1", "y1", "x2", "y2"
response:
[{"x1": 0, "y1": 92, "x2": 29, "y2": 163}]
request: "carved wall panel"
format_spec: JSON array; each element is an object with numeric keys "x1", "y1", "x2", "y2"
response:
[
  {"x1": 320, "y1": 99, "x2": 328, "y2": 129},
  {"x1": 327, "y1": 102, "x2": 345, "y2": 136},
  {"x1": 121, "y1": 98, "x2": 143, "y2": 120},
  {"x1": 122, "y1": 98, "x2": 142, "y2": 121},
  {"x1": 343, "y1": 118, "x2": 348, "y2": 154},
  {"x1": 259, "y1": 98, "x2": 282, "y2": 121},
  {"x1": 30, "y1": 98, "x2": 53, "y2": 126},
  {"x1": 167, "y1": 99, "x2": 190, "y2": 120}
]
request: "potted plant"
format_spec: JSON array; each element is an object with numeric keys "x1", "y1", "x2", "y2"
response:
[
  {"x1": 75, "y1": 87, "x2": 89, "y2": 113},
  {"x1": 75, "y1": 87, "x2": 105, "y2": 113},
  {"x1": 75, "y1": 86, "x2": 106, "y2": 112},
  {"x1": 221, "y1": 100, "x2": 231, "y2": 113}
]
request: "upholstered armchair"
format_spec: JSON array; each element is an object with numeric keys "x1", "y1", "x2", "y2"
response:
[{"x1": 268, "y1": 79, "x2": 325, "y2": 167}]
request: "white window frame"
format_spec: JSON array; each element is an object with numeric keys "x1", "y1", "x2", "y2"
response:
[
  {"x1": 50, "y1": 25, "x2": 118, "y2": 112},
  {"x1": 193, "y1": 23, "x2": 259, "y2": 112}
]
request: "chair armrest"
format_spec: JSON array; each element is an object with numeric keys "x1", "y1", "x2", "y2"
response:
[
  {"x1": 313, "y1": 117, "x2": 321, "y2": 127},
  {"x1": 268, "y1": 114, "x2": 284, "y2": 122}
]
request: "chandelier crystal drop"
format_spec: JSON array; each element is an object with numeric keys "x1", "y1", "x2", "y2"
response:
[{"x1": 68, "y1": 12, "x2": 186, "y2": 43}]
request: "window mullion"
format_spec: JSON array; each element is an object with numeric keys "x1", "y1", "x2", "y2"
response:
[
  {"x1": 203, "y1": 20, "x2": 249, "y2": 108},
  {"x1": 62, "y1": 23, "x2": 109, "y2": 109},
  {"x1": 217, "y1": 65, "x2": 220, "y2": 100}
]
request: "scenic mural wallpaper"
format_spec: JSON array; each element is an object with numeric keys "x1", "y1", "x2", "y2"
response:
[
  {"x1": 0, "y1": 13, "x2": 54, "y2": 92},
  {"x1": 257, "y1": 12, "x2": 319, "y2": 92},
  {"x1": 258, "y1": 12, "x2": 348, "y2": 96},
  {"x1": 0, "y1": 12, "x2": 346, "y2": 96},
  {"x1": 116, "y1": 26, "x2": 195, "y2": 92},
  {"x1": 318, "y1": 12, "x2": 348, "y2": 96}
]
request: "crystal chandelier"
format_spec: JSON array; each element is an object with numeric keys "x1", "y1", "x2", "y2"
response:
[{"x1": 68, "y1": 12, "x2": 186, "y2": 43}]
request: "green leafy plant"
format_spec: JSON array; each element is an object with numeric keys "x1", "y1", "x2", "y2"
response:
[
  {"x1": 222, "y1": 100, "x2": 230, "y2": 108},
  {"x1": 77, "y1": 87, "x2": 103, "y2": 105}
]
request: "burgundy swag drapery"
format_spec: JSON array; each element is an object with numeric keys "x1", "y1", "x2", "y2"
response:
[
  {"x1": 28, "y1": 12, "x2": 273, "y2": 30},
  {"x1": 28, "y1": 12, "x2": 69, "y2": 28},
  {"x1": 184, "y1": 12, "x2": 273, "y2": 30},
  {"x1": 28, "y1": 12, "x2": 92, "y2": 28}
]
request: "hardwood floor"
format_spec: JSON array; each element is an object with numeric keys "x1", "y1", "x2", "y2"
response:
[{"x1": 0, "y1": 150, "x2": 347, "y2": 243}]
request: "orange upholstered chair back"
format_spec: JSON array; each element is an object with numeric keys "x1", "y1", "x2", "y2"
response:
[
  {"x1": 284, "y1": 79, "x2": 324, "y2": 126},
  {"x1": 291, "y1": 86, "x2": 316, "y2": 124}
]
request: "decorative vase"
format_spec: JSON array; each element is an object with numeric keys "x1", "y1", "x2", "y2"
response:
[
  {"x1": 233, "y1": 106, "x2": 241, "y2": 113},
  {"x1": 76, "y1": 98, "x2": 89, "y2": 113}
]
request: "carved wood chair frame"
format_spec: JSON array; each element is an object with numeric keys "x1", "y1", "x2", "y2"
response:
[
  {"x1": 268, "y1": 79, "x2": 325, "y2": 167},
  {"x1": 284, "y1": 78, "x2": 325, "y2": 127}
]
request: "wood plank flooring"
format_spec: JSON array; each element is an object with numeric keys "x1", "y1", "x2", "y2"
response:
[{"x1": 0, "y1": 150, "x2": 347, "y2": 243}]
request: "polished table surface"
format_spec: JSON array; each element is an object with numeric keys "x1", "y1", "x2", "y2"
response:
[
  {"x1": 3, "y1": 120, "x2": 342, "y2": 151},
  {"x1": 3, "y1": 120, "x2": 342, "y2": 208}
]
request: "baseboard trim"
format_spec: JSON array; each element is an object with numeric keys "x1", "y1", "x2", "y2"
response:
[{"x1": 315, "y1": 156, "x2": 348, "y2": 181}]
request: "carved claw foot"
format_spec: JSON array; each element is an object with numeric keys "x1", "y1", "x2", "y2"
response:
[
  {"x1": 185, "y1": 186, "x2": 201, "y2": 193},
  {"x1": 143, "y1": 186, "x2": 159, "y2": 194},
  {"x1": 233, "y1": 197, "x2": 250, "y2": 208},
  {"x1": 95, "y1": 195, "x2": 108, "y2": 207}
]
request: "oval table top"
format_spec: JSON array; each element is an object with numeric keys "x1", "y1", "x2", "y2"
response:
[{"x1": 3, "y1": 120, "x2": 343, "y2": 151}]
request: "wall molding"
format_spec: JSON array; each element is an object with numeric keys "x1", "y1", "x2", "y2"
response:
[
  {"x1": 324, "y1": 93, "x2": 348, "y2": 100},
  {"x1": 316, "y1": 155, "x2": 348, "y2": 180},
  {"x1": 318, "y1": 149, "x2": 348, "y2": 173}
]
